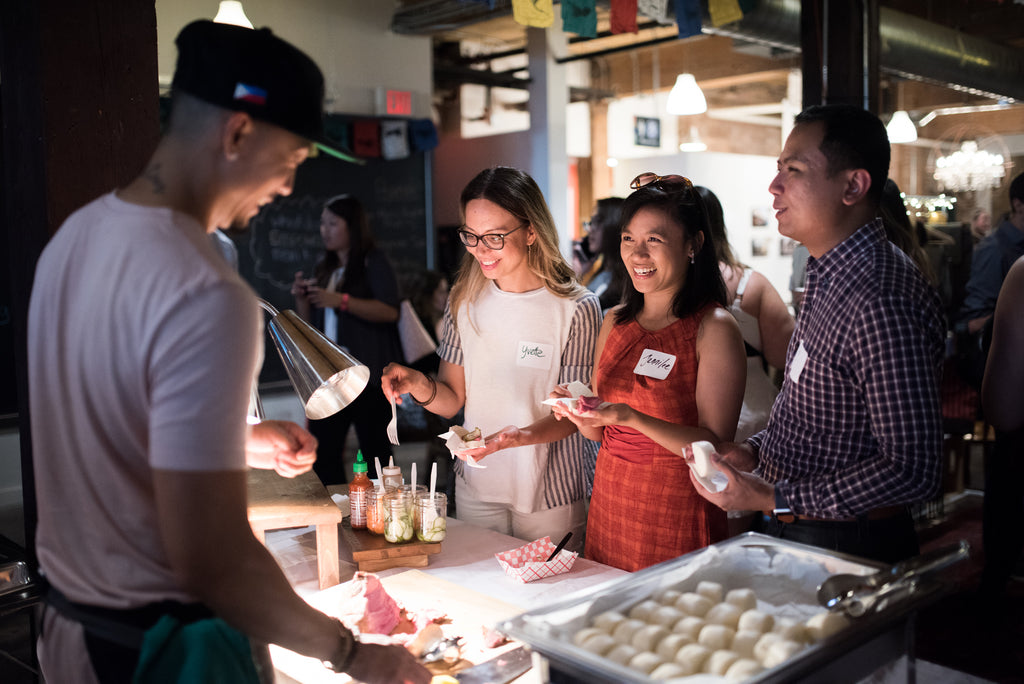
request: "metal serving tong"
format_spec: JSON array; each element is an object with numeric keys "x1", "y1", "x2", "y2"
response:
[
  {"x1": 407, "y1": 622, "x2": 464, "y2": 665},
  {"x1": 816, "y1": 540, "x2": 970, "y2": 617}
]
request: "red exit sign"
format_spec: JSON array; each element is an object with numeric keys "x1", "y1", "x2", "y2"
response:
[{"x1": 386, "y1": 90, "x2": 412, "y2": 116}]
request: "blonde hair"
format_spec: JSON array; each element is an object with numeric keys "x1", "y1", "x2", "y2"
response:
[{"x1": 449, "y1": 167, "x2": 581, "y2": 329}]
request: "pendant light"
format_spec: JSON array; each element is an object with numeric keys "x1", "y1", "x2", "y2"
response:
[
  {"x1": 666, "y1": 74, "x2": 707, "y2": 115},
  {"x1": 679, "y1": 125, "x2": 707, "y2": 152},
  {"x1": 214, "y1": 1, "x2": 254, "y2": 29},
  {"x1": 886, "y1": 110, "x2": 917, "y2": 144}
]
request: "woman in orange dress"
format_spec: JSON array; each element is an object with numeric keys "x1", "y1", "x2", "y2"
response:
[{"x1": 552, "y1": 173, "x2": 746, "y2": 571}]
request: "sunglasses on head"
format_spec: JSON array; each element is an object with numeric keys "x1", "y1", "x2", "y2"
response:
[{"x1": 629, "y1": 172, "x2": 695, "y2": 192}]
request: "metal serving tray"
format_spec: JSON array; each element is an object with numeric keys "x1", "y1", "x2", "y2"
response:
[{"x1": 498, "y1": 533, "x2": 946, "y2": 683}]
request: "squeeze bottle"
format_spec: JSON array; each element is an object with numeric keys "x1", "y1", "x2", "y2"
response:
[{"x1": 349, "y1": 451, "x2": 371, "y2": 529}]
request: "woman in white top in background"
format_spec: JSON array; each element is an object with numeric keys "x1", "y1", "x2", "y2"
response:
[
  {"x1": 382, "y1": 167, "x2": 601, "y2": 552},
  {"x1": 696, "y1": 186, "x2": 795, "y2": 442}
]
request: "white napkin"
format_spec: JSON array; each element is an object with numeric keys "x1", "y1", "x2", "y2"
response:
[
  {"x1": 688, "y1": 440, "x2": 728, "y2": 493},
  {"x1": 541, "y1": 380, "x2": 609, "y2": 414}
]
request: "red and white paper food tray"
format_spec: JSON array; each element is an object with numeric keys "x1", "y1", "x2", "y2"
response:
[{"x1": 495, "y1": 536, "x2": 578, "y2": 584}]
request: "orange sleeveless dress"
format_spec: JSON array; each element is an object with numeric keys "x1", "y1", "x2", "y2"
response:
[{"x1": 585, "y1": 305, "x2": 728, "y2": 571}]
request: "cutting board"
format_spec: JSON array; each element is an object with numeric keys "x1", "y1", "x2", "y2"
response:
[
  {"x1": 339, "y1": 519, "x2": 443, "y2": 572},
  {"x1": 269, "y1": 570, "x2": 538, "y2": 683}
]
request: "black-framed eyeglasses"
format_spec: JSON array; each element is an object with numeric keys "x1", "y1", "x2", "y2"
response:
[
  {"x1": 457, "y1": 222, "x2": 527, "y2": 250},
  {"x1": 630, "y1": 172, "x2": 695, "y2": 192}
]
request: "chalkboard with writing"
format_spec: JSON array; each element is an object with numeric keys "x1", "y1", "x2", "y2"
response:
[{"x1": 230, "y1": 147, "x2": 432, "y2": 386}]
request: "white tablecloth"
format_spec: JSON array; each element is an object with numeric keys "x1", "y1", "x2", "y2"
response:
[{"x1": 265, "y1": 517, "x2": 627, "y2": 683}]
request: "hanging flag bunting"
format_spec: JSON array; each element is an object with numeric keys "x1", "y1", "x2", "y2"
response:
[
  {"x1": 611, "y1": 0, "x2": 638, "y2": 34},
  {"x1": 511, "y1": 0, "x2": 554, "y2": 28},
  {"x1": 638, "y1": 0, "x2": 673, "y2": 25},
  {"x1": 675, "y1": 0, "x2": 703, "y2": 38},
  {"x1": 562, "y1": 0, "x2": 597, "y2": 38},
  {"x1": 709, "y1": 0, "x2": 744, "y2": 26}
]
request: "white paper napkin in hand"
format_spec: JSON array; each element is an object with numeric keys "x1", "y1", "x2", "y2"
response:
[
  {"x1": 438, "y1": 426, "x2": 487, "y2": 468},
  {"x1": 688, "y1": 440, "x2": 728, "y2": 493},
  {"x1": 542, "y1": 380, "x2": 609, "y2": 414}
]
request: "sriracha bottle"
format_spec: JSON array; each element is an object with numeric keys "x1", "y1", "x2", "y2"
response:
[{"x1": 349, "y1": 451, "x2": 371, "y2": 529}]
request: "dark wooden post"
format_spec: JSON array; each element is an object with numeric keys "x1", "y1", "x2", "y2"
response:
[
  {"x1": 0, "y1": 0, "x2": 160, "y2": 556},
  {"x1": 800, "y1": 0, "x2": 880, "y2": 113}
]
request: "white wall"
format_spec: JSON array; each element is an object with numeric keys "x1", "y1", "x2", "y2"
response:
[
  {"x1": 156, "y1": 0, "x2": 434, "y2": 118},
  {"x1": 612, "y1": 152, "x2": 796, "y2": 304}
]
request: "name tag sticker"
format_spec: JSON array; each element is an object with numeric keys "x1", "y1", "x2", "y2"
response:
[
  {"x1": 790, "y1": 340, "x2": 808, "y2": 383},
  {"x1": 517, "y1": 341, "x2": 554, "y2": 369},
  {"x1": 633, "y1": 348, "x2": 676, "y2": 379}
]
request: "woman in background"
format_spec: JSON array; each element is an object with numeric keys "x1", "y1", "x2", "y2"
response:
[
  {"x1": 553, "y1": 173, "x2": 745, "y2": 571},
  {"x1": 697, "y1": 186, "x2": 794, "y2": 442},
  {"x1": 382, "y1": 167, "x2": 601, "y2": 552},
  {"x1": 292, "y1": 194, "x2": 403, "y2": 485},
  {"x1": 585, "y1": 197, "x2": 628, "y2": 313}
]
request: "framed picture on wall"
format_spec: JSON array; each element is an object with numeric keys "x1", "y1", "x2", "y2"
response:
[
  {"x1": 780, "y1": 237, "x2": 797, "y2": 256},
  {"x1": 752, "y1": 206, "x2": 770, "y2": 227},
  {"x1": 634, "y1": 116, "x2": 661, "y2": 148},
  {"x1": 751, "y1": 237, "x2": 770, "y2": 257}
]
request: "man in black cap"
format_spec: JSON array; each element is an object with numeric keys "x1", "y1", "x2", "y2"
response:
[{"x1": 28, "y1": 20, "x2": 429, "y2": 684}]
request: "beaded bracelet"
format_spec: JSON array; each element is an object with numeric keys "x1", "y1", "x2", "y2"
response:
[{"x1": 413, "y1": 374, "x2": 437, "y2": 406}]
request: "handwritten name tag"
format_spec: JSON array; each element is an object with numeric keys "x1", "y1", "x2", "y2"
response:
[
  {"x1": 517, "y1": 340, "x2": 554, "y2": 369},
  {"x1": 633, "y1": 348, "x2": 676, "y2": 379},
  {"x1": 789, "y1": 340, "x2": 808, "y2": 383}
]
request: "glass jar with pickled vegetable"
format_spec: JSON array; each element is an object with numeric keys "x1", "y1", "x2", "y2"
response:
[
  {"x1": 414, "y1": 493, "x2": 447, "y2": 542},
  {"x1": 383, "y1": 490, "x2": 414, "y2": 543},
  {"x1": 366, "y1": 485, "x2": 395, "y2": 536}
]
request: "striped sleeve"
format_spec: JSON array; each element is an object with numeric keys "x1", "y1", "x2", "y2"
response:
[
  {"x1": 436, "y1": 301, "x2": 464, "y2": 367},
  {"x1": 545, "y1": 291, "x2": 602, "y2": 508},
  {"x1": 557, "y1": 291, "x2": 602, "y2": 387}
]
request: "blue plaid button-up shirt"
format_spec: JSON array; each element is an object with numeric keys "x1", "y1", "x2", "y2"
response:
[{"x1": 749, "y1": 219, "x2": 945, "y2": 519}]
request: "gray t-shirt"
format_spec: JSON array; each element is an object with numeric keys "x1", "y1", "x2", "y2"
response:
[{"x1": 29, "y1": 192, "x2": 261, "y2": 607}]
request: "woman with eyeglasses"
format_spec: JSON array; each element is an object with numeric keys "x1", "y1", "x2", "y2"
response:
[
  {"x1": 551, "y1": 173, "x2": 746, "y2": 571},
  {"x1": 292, "y1": 194, "x2": 403, "y2": 485},
  {"x1": 381, "y1": 167, "x2": 601, "y2": 552}
]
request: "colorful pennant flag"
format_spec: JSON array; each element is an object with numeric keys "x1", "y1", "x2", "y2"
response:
[
  {"x1": 380, "y1": 120, "x2": 410, "y2": 160},
  {"x1": 352, "y1": 120, "x2": 381, "y2": 158},
  {"x1": 562, "y1": 0, "x2": 597, "y2": 38},
  {"x1": 511, "y1": 0, "x2": 554, "y2": 28},
  {"x1": 709, "y1": 0, "x2": 744, "y2": 26},
  {"x1": 611, "y1": 0, "x2": 638, "y2": 34},
  {"x1": 675, "y1": 0, "x2": 703, "y2": 38},
  {"x1": 638, "y1": 0, "x2": 673, "y2": 25}
]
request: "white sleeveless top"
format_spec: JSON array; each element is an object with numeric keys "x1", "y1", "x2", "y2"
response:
[{"x1": 728, "y1": 268, "x2": 780, "y2": 441}]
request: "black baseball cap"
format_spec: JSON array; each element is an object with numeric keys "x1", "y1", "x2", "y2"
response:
[{"x1": 172, "y1": 20, "x2": 360, "y2": 164}]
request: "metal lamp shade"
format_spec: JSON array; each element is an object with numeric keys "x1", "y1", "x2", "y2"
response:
[{"x1": 265, "y1": 309, "x2": 370, "y2": 420}]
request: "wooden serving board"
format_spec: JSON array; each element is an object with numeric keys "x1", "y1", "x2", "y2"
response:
[{"x1": 340, "y1": 519, "x2": 442, "y2": 572}]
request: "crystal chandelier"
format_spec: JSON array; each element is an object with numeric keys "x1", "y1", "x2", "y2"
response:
[{"x1": 933, "y1": 140, "x2": 1006, "y2": 192}]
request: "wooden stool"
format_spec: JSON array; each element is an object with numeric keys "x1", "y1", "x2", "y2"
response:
[{"x1": 247, "y1": 469, "x2": 342, "y2": 589}]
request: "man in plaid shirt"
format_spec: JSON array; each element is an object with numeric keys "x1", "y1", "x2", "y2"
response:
[{"x1": 691, "y1": 104, "x2": 945, "y2": 563}]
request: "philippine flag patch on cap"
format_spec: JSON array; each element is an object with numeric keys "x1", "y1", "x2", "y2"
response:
[{"x1": 233, "y1": 82, "x2": 267, "y2": 105}]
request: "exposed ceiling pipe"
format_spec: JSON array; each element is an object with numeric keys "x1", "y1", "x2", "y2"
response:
[
  {"x1": 704, "y1": 0, "x2": 1024, "y2": 102},
  {"x1": 395, "y1": 0, "x2": 1024, "y2": 103}
]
